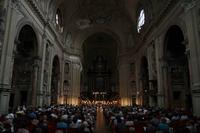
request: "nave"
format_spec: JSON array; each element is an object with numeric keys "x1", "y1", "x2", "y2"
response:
[
  {"x1": 1, "y1": 0, "x2": 200, "y2": 130},
  {"x1": 95, "y1": 107, "x2": 110, "y2": 133}
]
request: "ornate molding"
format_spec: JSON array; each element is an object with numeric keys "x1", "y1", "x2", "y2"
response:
[
  {"x1": 0, "y1": 0, "x2": 6, "y2": 63},
  {"x1": 75, "y1": 0, "x2": 127, "y2": 29},
  {"x1": 134, "y1": 0, "x2": 180, "y2": 54},
  {"x1": 11, "y1": 0, "x2": 21, "y2": 11},
  {"x1": 26, "y1": 0, "x2": 46, "y2": 25},
  {"x1": 0, "y1": 84, "x2": 12, "y2": 91},
  {"x1": 181, "y1": 0, "x2": 197, "y2": 12},
  {"x1": 192, "y1": 82, "x2": 200, "y2": 92},
  {"x1": 192, "y1": 89, "x2": 200, "y2": 93},
  {"x1": 24, "y1": 0, "x2": 65, "y2": 54},
  {"x1": 79, "y1": 0, "x2": 122, "y2": 23},
  {"x1": 25, "y1": 0, "x2": 54, "y2": 36}
]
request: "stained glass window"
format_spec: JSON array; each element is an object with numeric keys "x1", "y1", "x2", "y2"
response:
[
  {"x1": 137, "y1": 9, "x2": 145, "y2": 33},
  {"x1": 55, "y1": 9, "x2": 62, "y2": 26}
]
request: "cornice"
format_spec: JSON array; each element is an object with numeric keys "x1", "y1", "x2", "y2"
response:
[
  {"x1": 25, "y1": 0, "x2": 65, "y2": 50},
  {"x1": 26, "y1": 0, "x2": 46, "y2": 25},
  {"x1": 156, "y1": 0, "x2": 179, "y2": 26}
]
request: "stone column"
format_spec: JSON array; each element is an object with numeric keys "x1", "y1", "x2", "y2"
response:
[
  {"x1": 31, "y1": 57, "x2": 40, "y2": 107},
  {"x1": 68, "y1": 56, "x2": 82, "y2": 105},
  {"x1": 147, "y1": 44, "x2": 156, "y2": 107},
  {"x1": 119, "y1": 56, "x2": 131, "y2": 106},
  {"x1": 155, "y1": 36, "x2": 165, "y2": 108},
  {"x1": 0, "y1": 0, "x2": 7, "y2": 64},
  {"x1": 161, "y1": 61, "x2": 171, "y2": 108},
  {"x1": 0, "y1": 86, "x2": 10, "y2": 114},
  {"x1": 47, "y1": 44, "x2": 53, "y2": 105},
  {"x1": 59, "y1": 55, "x2": 65, "y2": 104},
  {"x1": 0, "y1": 0, "x2": 18, "y2": 114},
  {"x1": 183, "y1": 0, "x2": 200, "y2": 116},
  {"x1": 37, "y1": 35, "x2": 47, "y2": 107},
  {"x1": 135, "y1": 59, "x2": 141, "y2": 105},
  {"x1": 147, "y1": 46, "x2": 152, "y2": 106}
]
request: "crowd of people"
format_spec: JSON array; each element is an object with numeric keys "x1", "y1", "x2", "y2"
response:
[
  {"x1": 0, "y1": 104, "x2": 200, "y2": 133},
  {"x1": 0, "y1": 105, "x2": 96, "y2": 133},
  {"x1": 103, "y1": 105, "x2": 200, "y2": 133}
]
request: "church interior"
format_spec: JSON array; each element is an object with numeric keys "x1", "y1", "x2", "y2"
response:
[{"x1": 0, "y1": 0, "x2": 200, "y2": 132}]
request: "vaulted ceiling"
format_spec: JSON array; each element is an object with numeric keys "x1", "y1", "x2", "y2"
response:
[
  {"x1": 48, "y1": 0, "x2": 139, "y2": 24},
  {"x1": 35, "y1": 0, "x2": 159, "y2": 50},
  {"x1": 44, "y1": 0, "x2": 141, "y2": 34},
  {"x1": 35, "y1": 0, "x2": 169, "y2": 46},
  {"x1": 83, "y1": 32, "x2": 118, "y2": 70}
]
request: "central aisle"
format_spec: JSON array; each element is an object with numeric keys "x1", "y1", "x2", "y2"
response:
[{"x1": 95, "y1": 107, "x2": 111, "y2": 133}]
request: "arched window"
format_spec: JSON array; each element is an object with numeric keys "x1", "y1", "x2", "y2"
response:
[
  {"x1": 55, "y1": 9, "x2": 62, "y2": 26},
  {"x1": 137, "y1": 9, "x2": 145, "y2": 33}
]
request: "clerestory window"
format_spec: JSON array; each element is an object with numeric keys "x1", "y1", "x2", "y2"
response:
[{"x1": 137, "y1": 9, "x2": 145, "y2": 33}]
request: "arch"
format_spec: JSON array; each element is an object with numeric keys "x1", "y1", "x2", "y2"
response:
[
  {"x1": 81, "y1": 32, "x2": 119, "y2": 101},
  {"x1": 163, "y1": 25, "x2": 192, "y2": 109},
  {"x1": 17, "y1": 25, "x2": 38, "y2": 56},
  {"x1": 164, "y1": 25, "x2": 185, "y2": 59},
  {"x1": 15, "y1": 19, "x2": 40, "y2": 55},
  {"x1": 10, "y1": 24, "x2": 38, "y2": 109},
  {"x1": 51, "y1": 55, "x2": 61, "y2": 105},
  {"x1": 164, "y1": 20, "x2": 188, "y2": 42},
  {"x1": 74, "y1": 27, "x2": 121, "y2": 51},
  {"x1": 82, "y1": 32, "x2": 119, "y2": 49}
]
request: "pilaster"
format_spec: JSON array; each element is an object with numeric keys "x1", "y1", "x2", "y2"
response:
[
  {"x1": 183, "y1": 0, "x2": 200, "y2": 116},
  {"x1": 0, "y1": 0, "x2": 19, "y2": 114},
  {"x1": 147, "y1": 42, "x2": 158, "y2": 107},
  {"x1": 155, "y1": 36, "x2": 165, "y2": 108},
  {"x1": 119, "y1": 55, "x2": 131, "y2": 106},
  {"x1": 135, "y1": 59, "x2": 141, "y2": 105},
  {"x1": 0, "y1": 0, "x2": 7, "y2": 67},
  {"x1": 37, "y1": 34, "x2": 47, "y2": 107},
  {"x1": 32, "y1": 57, "x2": 40, "y2": 107},
  {"x1": 68, "y1": 56, "x2": 82, "y2": 105},
  {"x1": 47, "y1": 43, "x2": 53, "y2": 105}
]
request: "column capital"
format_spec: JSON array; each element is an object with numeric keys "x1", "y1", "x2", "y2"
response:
[
  {"x1": 11, "y1": 0, "x2": 22, "y2": 12},
  {"x1": 0, "y1": 84, "x2": 11, "y2": 92},
  {"x1": 32, "y1": 56, "x2": 41, "y2": 68},
  {"x1": 69, "y1": 55, "x2": 80, "y2": 63},
  {"x1": 70, "y1": 55, "x2": 82, "y2": 71},
  {"x1": 73, "y1": 63, "x2": 82, "y2": 71},
  {"x1": 42, "y1": 33, "x2": 47, "y2": 40}
]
